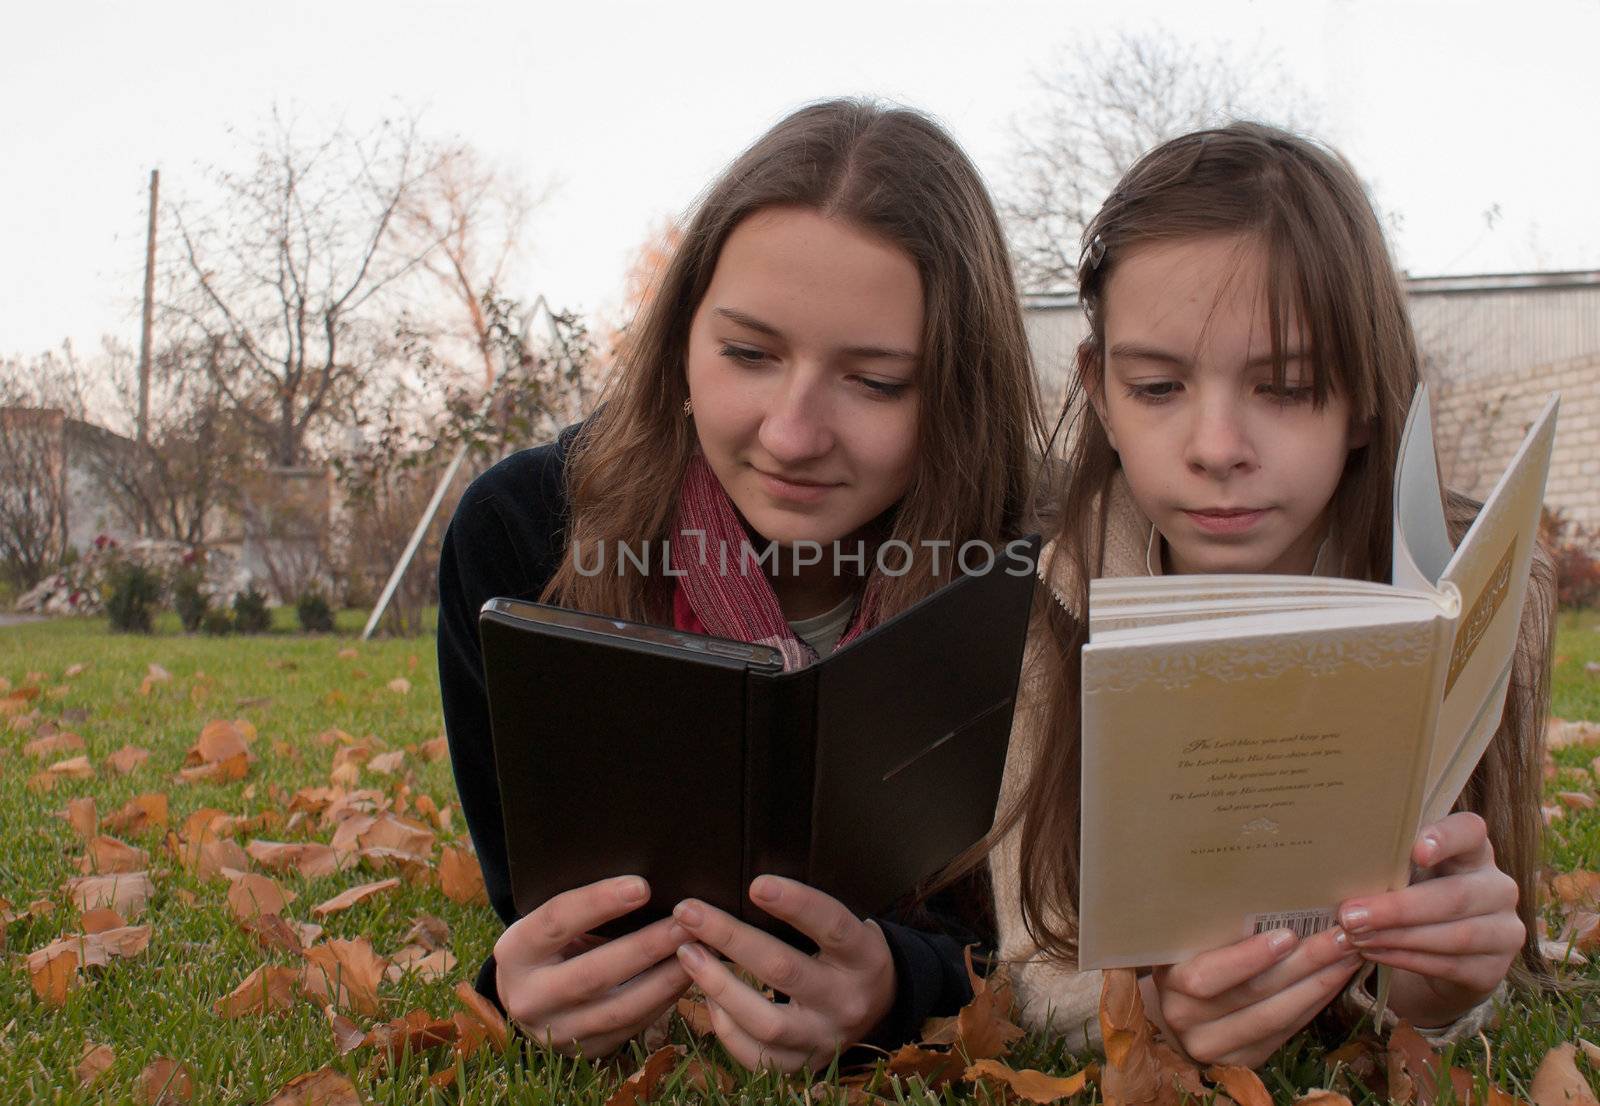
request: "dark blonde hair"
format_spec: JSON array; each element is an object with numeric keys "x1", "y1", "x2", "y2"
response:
[
  {"x1": 542, "y1": 98, "x2": 1047, "y2": 621},
  {"x1": 1008, "y1": 122, "x2": 1553, "y2": 987}
]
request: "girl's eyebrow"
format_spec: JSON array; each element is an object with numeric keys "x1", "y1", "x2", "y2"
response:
[
  {"x1": 1108, "y1": 340, "x2": 1308, "y2": 369},
  {"x1": 711, "y1": 306, "x2": 917, "y2": 361}
]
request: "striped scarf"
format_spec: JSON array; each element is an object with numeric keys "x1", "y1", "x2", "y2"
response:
[{"x1": 670, "y1": 453, "x2": 880, "y2": 671}]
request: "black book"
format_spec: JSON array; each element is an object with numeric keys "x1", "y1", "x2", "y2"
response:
[{"x1": 479, "y1": 534, "x2": 1039, "y2": 937}]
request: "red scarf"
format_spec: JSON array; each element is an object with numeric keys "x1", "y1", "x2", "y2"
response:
[{"x1": 670, "y1": 454, "x2": 881, "y2": 671}]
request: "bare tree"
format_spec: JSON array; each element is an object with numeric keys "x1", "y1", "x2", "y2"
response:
[
  {"x1": 395, "y1": 144, "x2": 541, "y2": 392},
  {"x1": 1001, "y1": 30, "x2": 1318, "y2": 292},
  {"x1": 75, "y1": 338, "x2": 247, "y2": 546},
  {"x1": 0, "y1": 353, "x2": 86, "y2": 589},
  {"x1": 165, "y1": 108, "x2": 447, "y2": 467}
]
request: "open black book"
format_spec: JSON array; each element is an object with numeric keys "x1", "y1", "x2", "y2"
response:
[{"x1": 479, "y1": 535, "x2": 1039, "y2": 937}]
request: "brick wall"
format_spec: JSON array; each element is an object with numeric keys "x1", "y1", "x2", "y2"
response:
[{"x1": 1432, "y1": 351, "x2": 1600, "y2": 529}]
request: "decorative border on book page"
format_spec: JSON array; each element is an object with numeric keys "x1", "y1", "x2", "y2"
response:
[{"x1": 1084, "y1": 621, "x2": 1437, "y2": 695}]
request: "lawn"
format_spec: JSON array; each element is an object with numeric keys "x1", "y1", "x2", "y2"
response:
[{"x1": 1, "y1": 611, "x2": 1597, "y2": 1105}]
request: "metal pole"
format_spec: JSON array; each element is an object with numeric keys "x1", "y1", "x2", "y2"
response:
[{"x1": 137, "y1": 169, "x2": 158, "y2": 449}]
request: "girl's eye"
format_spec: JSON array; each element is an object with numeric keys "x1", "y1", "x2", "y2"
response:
[
  {"x1": 1125, "y1": 381, "x2": 1180, "y2": 403},
  {"x1": 1259, "y1": 382, "x2": 1315, "y2": 404},
  {"x1": 718, "y1": 343, "x2": 768, "y2": 366},
  {"x1": 856, "y1": 376, "x2": 909, "y2": 399}
]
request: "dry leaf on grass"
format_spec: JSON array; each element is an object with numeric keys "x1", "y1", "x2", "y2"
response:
[
  {"x1": 1386, "y1": 1022, "x2": 1446, "y2": 1106},
  {"x1": 1294, "y1": 1093, "x2": 1355, "y2": 1106},
  {"x1": 965, "y1": 1058, "x2": 1096, "y2": 1102},
  {"x1": 80, "y1": 907, "x2": 126, "y2": 933},
  {"x1": 454, "y1": 980, "x2": 510, "y2": 1052},
  {"x1": 1557, "y1": 792, "x2": 1598, "y2": 810},
  {"x1": 263, "y1": 1068, "x2": 361, "y2": 1106},
  {"x1": 214, "y1": 965, "x2": 301, "y2": 1018},
  {"x1": 952, "y1": 946, "x2": 1023, "y2": 1060},
  {"x1": 439, "y1": 846, "x2": 487, "y2": 905},
  {"x1": 102, "y1": 792, "x2": 168, "y2": 834},
  {"x1": 312, "y1": 877, "x2": 400, "y2": 917},
  {"x1": 172, "y1": 835, "x2": 250, "y2": 880},
  {"x1": 327, "y1": 1006, "x2": 366, "y2": 1055},
  {"x1": 138, "y1": 1057, "x2": 194, "y2": 1105},
  {"x1": 419, "y1": 736, "x2": 449, "y2": 762},
  {"x1": 301, "y1": 938, "x2": 387, "y2": 1015},
  {"x1": 49, "y1": 754, "x2": 94, "y2": 779},
  {"x1": 104, "y1": 743, "x2": 151, "y2": 775},
  {"x1": 62, "y1": 796, "x2": 97, "y2": 839},
  {"x1": 605, "y1": 1045, "x2": 684, "y2": 1106},
  {"x1": 227, "y1": 872, "x2": 296, "y2": 921},
  {"x1": 66, "y1": 871, "x2": 154, "y2": 918},
  {"x1": 1552, "y1": 872, "x2": 1600, "y2": 906},
  {"x1": 365, "y1": 1008, "x2": 459, "y2": 1064},
  {"x1": 28, "y1": 942, "x2": 79, "y2": 1005},
  {"x1": 366, "y1": 750, "x2": 406, "y2": 775},
  {"x1": 26, "y1": 731, "x2": 85, "y2": 758},
  {"x1": 1208, "y1": 1065, "x2": 1275, "y2": 1106},
  {"x1": 676, "y1": 995, "x2": 715, "y2": 1036},
  {"x1": 76, "y1": 1042, "x2": 115, "y2": 1086},
  {"x1": 387, "y1": 677, "x2": 411, "y2": 695},
  {"x1": 401, "y1": 914, "x2": 450, "y2": 951},
  {"x1": 178, "y1": 752, "x2": 250, "y2": 784},
  {"x1": 882, "y1": 1042, "x2": 968, "y2": 1088},
  {"x1": 1530, "y1": 1043, "x2": 1600, "y2": 1106},
  {"x1": 244, "y1": 913, "x2": 323, "y2": 955},
  {"x1": 1549, "y1": 719, "x2": 1600, "y2": 749},
  {"x1": 247, "y1": 840, "x2": 351, "y2": 879},
  {"x1": 385, "y1": 945, "x2": 457, "y2": 983},
  {"x1": 78, "y1": 835, "x2": 149, "y2": 874}
]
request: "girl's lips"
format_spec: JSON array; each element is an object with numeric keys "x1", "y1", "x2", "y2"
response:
[
  {"x1": 1183, "y1": 508, "x2": 1267, "y2": 535},
  {"x1": 756, "y1": 470, "x2": 841, "y2": 504}
]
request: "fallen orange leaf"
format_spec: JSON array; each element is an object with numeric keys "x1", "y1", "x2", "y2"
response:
[
  {"x1": 1207, "y1": 1065, "x2": 1275, "y2": 1106},
  {"x1": 137, "y1": 1057, "x2": 194, "y2": 1105},
  {"x1": 605, "y1": 1045, "x2": 683, "y2": 1106},
  {"x1": 965, "y1": 1058, "x2": 1095, "y2": 1102},
  {"x1": 76, "y1": 1042, "x2": 115, "y2": 1087},
  {"x1": 62, "y1": 796, "x2": 98, "y2": 840},
  {"x1": 227, "y1": 872, "x2": 296, "y2": 921},
  {"x1": 106, "y1": 744, "x2": 151, "y2": 775},
  {"x1": 1530, "y1": 1043, "x2": 1600, "y2": 1106},
  {"x1": 454, "y1": 980, "x2": 510, "y2": 1053},
  {"x1": 102, "y1": 792, "x2": 169, "y2": 835},
  {"x1": 439, "y1": 846, "x2": 488, "y2": 905},
  {"x1": 80, "y1": 907, "x2": 126, "y2": 933},
  {"x1": 29, "y1": 942, "x2": 78, "y2": 1006},
  {"x1": 24, "y1": 731, "x2": 85, "y2": 758},
  {"x1": 312, "y1": 877, "x2": 400, "y2": 918},
  {"x1": 66, "y1": 871, "x2": 154, "y2": 918},
  {"x1": 213, "y1": 965, "x2": 301, "y2": 1018},
  {"x1": 79, "y1": 835, "x2": 149, "y2": 874},
  {"x1": 384, "y1": 945, "x2": 457, "y2": 983},
  {"x1": 247, "y1": 840, "x2": 351, "y2": 879},
  {"x1": 263, "y1": 1068, "x2": 361, "y2": 1106},
  {"x1": 49, "y1": 754, "x2": 94, "y2": 779},
  {"x1": 301, "y1": 938, "x2": 387, "y2": 1016},
  {"x1": 327, "y1": 1006, "x2": 366, "y2": 1055}
]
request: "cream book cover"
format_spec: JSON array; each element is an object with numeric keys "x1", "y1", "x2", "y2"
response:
[{"x1": 1076, "y1": 388, "x2": 1559, "y2": 970}]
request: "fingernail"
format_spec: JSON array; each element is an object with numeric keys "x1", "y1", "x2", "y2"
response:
[
  {"x1": 677, "y1": 942, "x2": 705, "y2": 967},
  {"x1": 1421, "y1": 832, "x2": 1440, "y2": 862},
  {"x1": 674, "y1": 900, "x2": 705, "y2": 927},
  {"x1": 1340, "y1": 906, "x2": 1370, "y2": 931},
  {"x1": 619, "y1": 876, "x2": 648, "y2": 904},
  {"x1": 750, "y1": 876, "x2": 780, "y2": 904},
  {"x1": 1268, "y1": 929, "x2": 1297, "y2": 953},
  {"x1": 666, "y1": 923, "x2": 689, "y2": 945},
  {"x1": 1331, "y1": 927, "x2": 1350, "y2": 949}
]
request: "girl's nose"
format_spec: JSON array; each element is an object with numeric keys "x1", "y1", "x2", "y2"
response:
[
  {"x1": 757, "y1": 369, "x2": 834, "y2": 464},
  {"x1": 1184, "y1": 398, "x2": 1256, "y2": 478}
]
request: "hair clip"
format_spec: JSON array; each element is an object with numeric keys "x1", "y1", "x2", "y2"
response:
[{"x1": 1087, "y1": 234, "x2": 1108, "y2": 270}]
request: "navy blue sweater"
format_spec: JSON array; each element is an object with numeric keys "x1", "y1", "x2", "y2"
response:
[{"x1": 435, "y1": 425, "x2": 993, "y2": 1050}]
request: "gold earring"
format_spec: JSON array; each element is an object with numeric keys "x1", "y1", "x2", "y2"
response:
[{"x1": 683, "y1": 398, "x2": 693, "y2": 417}]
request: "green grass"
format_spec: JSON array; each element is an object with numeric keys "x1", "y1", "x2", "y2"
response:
[{"x1": 1, "y1": 612, "x2": 1597, "y2": 1104}]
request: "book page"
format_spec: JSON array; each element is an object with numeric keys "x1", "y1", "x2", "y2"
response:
[
  {"x1": 1077, "y1": 607, "x2": 1449, "y2": 969},
  {"x1": 1421, "y1": 395, "x2": 1559, "y2": 822},
  {"x1": 1392, "y1": 386, "x2": 1457, "y2": 593}
]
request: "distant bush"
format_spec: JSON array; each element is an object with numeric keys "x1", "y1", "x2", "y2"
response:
[
  {"x1": 200, "y1": 608, "x2": 234, "y2": 636},
  {"x1": 105, "y1": 562, "x2": 160, "y2": 634},
  {"x1": 1543, "y1": 508, "x2": 1600, "y2": 611},
  {"x1": 232, "y1": 586, "x2": 272, "y2": 634},
  {"x1": 296, "y1": 590, "x2": 335, "y2": 633},
  {"x1": 172, "y1": 566, "x2": 209, "y2": 633}
]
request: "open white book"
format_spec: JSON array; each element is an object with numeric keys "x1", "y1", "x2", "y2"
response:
[{"x1": 1077, "y1": 387, "x2": 1559, "y2": 970}]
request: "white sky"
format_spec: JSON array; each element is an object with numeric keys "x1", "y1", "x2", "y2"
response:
[{"x1": 4, "y1": 0, "x2": 1598, "y2": 362}]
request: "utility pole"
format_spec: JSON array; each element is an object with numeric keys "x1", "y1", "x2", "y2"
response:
[{"x1": 137, "y1": 169, "x2": 159, "y2": 449}]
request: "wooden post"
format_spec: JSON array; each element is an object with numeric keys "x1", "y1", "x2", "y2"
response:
[{"x1": 137, "y1": 169, "x2": 159, "y2": 449}]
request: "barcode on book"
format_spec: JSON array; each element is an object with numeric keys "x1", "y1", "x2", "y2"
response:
[{"x1": 1250, "y1": 909, "x2": 1334, "y2": 940}]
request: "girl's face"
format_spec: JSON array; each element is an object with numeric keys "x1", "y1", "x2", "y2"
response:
[
  {"x1": 1096, "y1": 233, "x2": 1368, "y2": 576},
  {"x1": 685, "y1": 205, "x2": 922, "y2": 549}
]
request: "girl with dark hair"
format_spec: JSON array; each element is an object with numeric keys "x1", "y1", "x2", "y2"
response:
[
  {"x1": 438, "y1": 98, "x2": 1047, "y2": 1071},
  {"x1": 988, "y1": 122, "x2": 1554, "y2": 1066}
]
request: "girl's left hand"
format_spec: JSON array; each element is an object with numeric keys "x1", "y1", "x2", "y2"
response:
[
  {"x1": 671, "y1": 875, "x2": 896, "y2": 1072},
  {"x1": 1336, "y1": 811, "x2": 1523, "y2": 1026}
]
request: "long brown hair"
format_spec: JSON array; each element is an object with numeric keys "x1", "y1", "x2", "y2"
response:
[
  {"x1": 1006, "y1": 122, "x2": 1554, "y2": 987},
  {"x1": 542, "y1": 98, "x2": 1047, "y2": 621}
]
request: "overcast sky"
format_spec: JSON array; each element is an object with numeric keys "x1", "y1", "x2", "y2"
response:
[{"x1": 4, "y1": 0, "x2": 1597, "y2": 362}]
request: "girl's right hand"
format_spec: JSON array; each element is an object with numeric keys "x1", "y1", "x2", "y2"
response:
[
  {"x1": 1145, "y1": 926, "x2": 1361, "y2": 1067},
  {"x1": 494, "y1": 875, "x2": 693, "y2": 1057}
]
